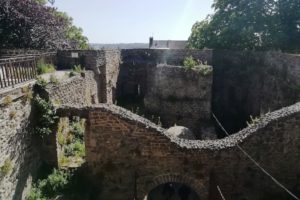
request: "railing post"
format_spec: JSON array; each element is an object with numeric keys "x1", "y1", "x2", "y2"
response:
[
  {"x1": 33, "y1": 57, "x2": 37, "y2": 77},
  {"x1": 0, "y1": 64, "x2": 3, "y2": 88},
  {"x1": 8, "y1": 59, "x2": 15, "y2": 88}
]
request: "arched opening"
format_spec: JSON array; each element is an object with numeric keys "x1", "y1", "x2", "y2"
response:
[{"x1": 145, "y1": 182, "x2": 201, "y2": 200}]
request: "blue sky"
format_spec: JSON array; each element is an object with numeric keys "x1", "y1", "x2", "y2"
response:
[{"x1": 53, "y1": 0, "x2": 214, "y2": 43}]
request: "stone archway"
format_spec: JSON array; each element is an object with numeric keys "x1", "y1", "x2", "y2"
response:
[
  {"x1": 145, "y1": 182, "x2": 201, "y2": 200},
  {"x1": 138, "y1": 174, "x2": 207, "y2": 200}
]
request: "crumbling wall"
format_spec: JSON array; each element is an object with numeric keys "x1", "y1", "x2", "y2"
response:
[
  {"x1": 0, "y1": 85, "x2": 40, "y2": 200},
  {"x1": 144, "y1": 64, "x2": 214, "y2": 138}
]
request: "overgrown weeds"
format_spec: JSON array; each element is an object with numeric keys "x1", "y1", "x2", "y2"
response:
[
  {"x1": 57, "y1": 117, "x2": 86, "y2": 168},
  {"x1": 183, "y1": 56, "x2": 212, "y2": 76},
  {"x1": 37, "y1": 59, "x2": 56, "y2": 75}
]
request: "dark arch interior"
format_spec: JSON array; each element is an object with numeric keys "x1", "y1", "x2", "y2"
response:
[{"x1": 146, "y1": 182, "x2": 200, "y2": 200}]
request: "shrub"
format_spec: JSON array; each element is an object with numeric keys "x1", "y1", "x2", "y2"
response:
[
  {"x1": 49, "y1": 74, "x2": 59, "y2": 85},
  {"x1": 74, "y1": 141, "x2": 85, "y2": 158},
  {"x1": 247, "y1": 115, "x2": 261, "y2": 126},
  {"x1": 37, "y1": 59, "x2": 56, "y2": 75},
  {"x1": 68, "y1": 71, "x2": 76, "y2": 77},
  {"x1": 27, "y1": 186, "x2": 46, "y2": 200},
  {"x1": 27, "y1": 169, "x2": 70, "y2": 200},
  {"x1": 70, "y1": 119, "x2": 85, "y2": 141},
  {"x1": 0, "y1": 159, "x2": 12, "y2": 176},
  {"x1": 194, "y1": 65, "x2": 213, "y2": 76},
  {"x1": 58, "y1": 155, "x2": 71, "y2": 167},
  {"x1": 36, "y1": 76, "x2": 48, "y2": 88},
  {"x1": 33, "y1": 95, "x2": 58, "y2": 138},
  {"x1": 22, "y1": 86, "x2": 33, "y2": 103},
  {"x1": 64, "y1": 141, "x2": 85, "y2": 158},
  {"x1": 72, "y1": 65, "x2": 84, "y2": 73},
  {"x1": 57, "y1": 132, "x2": 65, "y2": 146},
  {"x1": 183, "y1": 56, "x2": 198, "y2": 69},
  {"x1": 57, "y1": 118, "x2": 68, "y2": 146}
]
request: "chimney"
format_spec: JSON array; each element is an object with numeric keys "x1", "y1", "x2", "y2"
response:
[{"x1": 149, "y1": 37, "x2": 154, "y2": 49}]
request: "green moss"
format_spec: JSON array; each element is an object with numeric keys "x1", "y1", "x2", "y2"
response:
[{"x1": 0, "y1": 159, "x2": 12, "y2": 176}]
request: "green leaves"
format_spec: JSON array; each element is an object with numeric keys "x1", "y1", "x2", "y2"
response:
[
  {"x1": 0, "y1": 0, "x2": 88, "y2": 49},
  {"x1": 27, "y1": 169, "x2": 70, "y2": 200},
  {"x1": 188, "y1": 0, "x2": 300, "y2": 52},
  {"x1": 33, "y1": 95, "x2": 58, "y2": 138}
]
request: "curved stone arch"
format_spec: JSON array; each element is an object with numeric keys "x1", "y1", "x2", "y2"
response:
[{"x1": 138, "y1": 174, "x2": 207, "y2": 200}]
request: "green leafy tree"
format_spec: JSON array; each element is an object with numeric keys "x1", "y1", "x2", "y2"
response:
[
  {"x1": 0, "y1": 0, "x2": 88, "y2": 49},
  {"x1": 188, "y1": 0, "x2": 300, "y2": 52},
  {"x1": 55, "y1": 12, "x2": 89, "y2": 49}
]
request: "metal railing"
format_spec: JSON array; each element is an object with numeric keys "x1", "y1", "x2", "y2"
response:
[{"x1": 0, "y1": 53, "x2": 56, "y2": 89}]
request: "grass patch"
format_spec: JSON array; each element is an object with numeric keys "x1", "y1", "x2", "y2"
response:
[
  {"x1": 72, "y1": 65, "x2": 84, "y2": 73},
  {"x1": 2, "y1": 95, "x2": 13, "y2": 106},
  {"x1": 37, "y1": 59, "x2": 56, "y2": 75}
]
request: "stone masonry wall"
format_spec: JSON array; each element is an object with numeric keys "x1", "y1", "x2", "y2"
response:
[
  {"x1": 57, "y1": 50, "x2": 121, "y2": 103},
  {"x1": 58, "y1": 102, "x2": 300, "y2": 200},
  {"x1": 0, "y1": 85, "x2": 40, "y2": 200},
  {"x1": 212, "y1": 50, "x2": 300, "y2": 135},
  {"x1": 117, "y1": 49, "x2": 213, "y2": 99},
  {"x1": 144, "y1": 64, "x2": 214, "y2": 138},
  {"x1": 103, "y1": 51, "x2": 121, "y2": 104},
  {"x1": 42, "y1": 71, "x2": 99, "y2": 106}
]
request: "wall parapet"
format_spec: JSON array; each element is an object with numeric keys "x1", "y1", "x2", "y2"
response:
[{"x1": 56, "y1": 101, "x2": 300, "y2": 151}]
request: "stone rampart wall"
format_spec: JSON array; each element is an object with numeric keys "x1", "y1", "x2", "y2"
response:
[
  {"x1": 0, "y1": 85, "x2": 40, "y2": 200},
  {"x1": 212, "y1": 50, "x2": 300, "y2": 135},
  {"x1": 58, "y1": 102, "x2": 300, "y2": 200},
  {"x1": 56, "y1": 50, "x2": 121, "y2": 103},
  {"x1": 144, "y1": 64, "x2": 214, "y2": 138},
  {"x1": 117, "y1": 49, "x2": 213, "y2": 98},
  {"x1": 41, "y1": 71, "x2": 98, "y2": 106}
]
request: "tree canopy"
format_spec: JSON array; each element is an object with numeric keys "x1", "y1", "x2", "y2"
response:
[
  {"x1": 188, "y1": 0, "x2": 300, "y2": 51},
  {"x1": 0, "y1": 0, "x2": 88, "y2": 50}
]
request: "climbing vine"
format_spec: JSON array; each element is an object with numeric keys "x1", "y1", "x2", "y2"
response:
[{"x1": 32, "y1": 95, "x2": 58, "y2": 138}]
